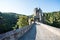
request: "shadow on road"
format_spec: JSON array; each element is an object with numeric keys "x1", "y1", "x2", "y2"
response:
[{"x1": 18, "y1": 23, "x2": 37, "y2": 40}]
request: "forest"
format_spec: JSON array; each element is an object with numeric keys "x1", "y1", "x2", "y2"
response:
[
  {"x1": 0, "y1": 12, "x2": 29, "y2": 34},
  {"x1": 43, "y1": 11, "x2": 60, "y2": 28},
  {"x1": 0, "y1": 11, "x2": 60, "y2": 34}
]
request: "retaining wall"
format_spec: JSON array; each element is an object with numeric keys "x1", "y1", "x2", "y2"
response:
[{"x1": 0, "y1": 24, "x2": 33, "y2": 40}]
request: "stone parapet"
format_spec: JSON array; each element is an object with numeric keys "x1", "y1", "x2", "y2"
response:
[{"x1": 0, "y1": 24, "x2": 33, "y2": 40}]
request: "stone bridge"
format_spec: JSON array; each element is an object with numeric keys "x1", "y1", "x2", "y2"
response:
[
  {"x1": 0, "y1": 8, "x2": 60, "y2": 40},
  {"x1": 19, "y1": 22, "x2": 60, "y2": 40},
  {"x1": 0, "y1": 22, "x2": 60, "y2": 40}
]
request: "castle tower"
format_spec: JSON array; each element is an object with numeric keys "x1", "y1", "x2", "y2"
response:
[{"x1": 33, "y1": 8, "x2": 43, "y2": 22}]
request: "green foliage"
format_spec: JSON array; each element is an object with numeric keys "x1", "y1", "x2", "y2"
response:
[
  {"x1": 0, "y1": 12, "x2": 18, "y2": 34},
  {"x1": 17, "y1": 16, "x2": 29, "y2": 28},
  {"x1": 0, "y1": 12, "x2": 29, "y2": 34},
  {"x1": 30, "y1": 18, "x2": 34, "y2": 21},
  {"x1": 44, "y1": 11, "x2": 60, "y2": 28}
]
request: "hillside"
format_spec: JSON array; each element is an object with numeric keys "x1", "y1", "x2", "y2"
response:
[
  {"x1": 43, "y1": 11, "x2": 60, "y2": 28},
  {"x1": 0, "y1": 12, "x2": 29, "y2": 34}
]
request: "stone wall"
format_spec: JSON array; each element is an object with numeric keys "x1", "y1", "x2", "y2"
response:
[
  {"x1": 33, "y1": 8, "x2": 43, "y2": 22},
  {"x1": 0, "y1": 24, "x2": 33, "y2": 40}
]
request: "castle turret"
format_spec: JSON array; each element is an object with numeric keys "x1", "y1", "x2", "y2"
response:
[{"x1": 33, "y1": 8, "x2": 43, "y2": 22}]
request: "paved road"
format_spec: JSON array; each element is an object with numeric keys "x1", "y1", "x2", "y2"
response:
[{"x1": 19, "y1": 22, "x2": 60, "y2": 40}]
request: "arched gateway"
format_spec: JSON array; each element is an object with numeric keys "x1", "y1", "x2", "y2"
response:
[{"x1": 33, "y1": 8, "x2": 43, "y2": 22}]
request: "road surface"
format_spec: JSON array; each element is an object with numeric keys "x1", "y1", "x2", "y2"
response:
[{"x1": 19, "y1": 22, "x2": 60, "y2": 40}]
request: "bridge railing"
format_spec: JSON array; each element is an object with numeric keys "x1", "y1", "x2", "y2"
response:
[{"x1": 0, "y1": 24, "x2": 33, "y2": 40}]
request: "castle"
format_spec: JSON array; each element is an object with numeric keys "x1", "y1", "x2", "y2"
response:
[{"x1": 33, "y1": 8, "x2": 43, "y2": 22}]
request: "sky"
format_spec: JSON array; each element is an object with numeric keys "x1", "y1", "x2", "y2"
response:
[{"x1": 0, "y1": 0, "x2": 60, "y2": 15}]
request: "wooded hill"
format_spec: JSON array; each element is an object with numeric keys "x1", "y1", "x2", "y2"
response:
[
  {"x1": 0, "y1": 12, "x2": 29, "y2": 34},
  {"x1": 43, "y1": 11, "x2": 60, "y2": 28}
]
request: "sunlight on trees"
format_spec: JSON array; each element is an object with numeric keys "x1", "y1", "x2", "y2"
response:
[{"x1": 17, "y1": 16, "x2": 29, "y2": 28}]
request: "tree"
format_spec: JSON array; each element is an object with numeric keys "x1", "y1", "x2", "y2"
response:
[
  {"x1": 0, "y1": 12, "x2": 18, "y2": 34},
  {"x1": 44, "y1": 11, "x2": 60, "y2": 28},
  {"x1": 17, "y1": 16, "x2": 29, "y2": 28}
]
